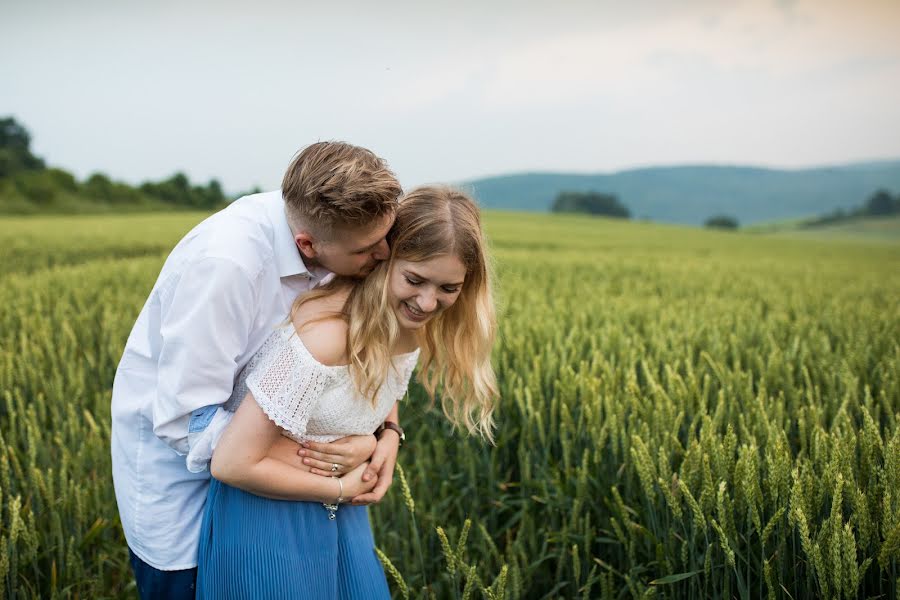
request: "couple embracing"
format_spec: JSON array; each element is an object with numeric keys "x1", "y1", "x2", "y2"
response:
[{"x1": 110, "y1": 142, "x2": 499, "y2": 599}]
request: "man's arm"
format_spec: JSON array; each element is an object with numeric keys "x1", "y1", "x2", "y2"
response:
[{"x1": 154, "y1": 257, "x2": 256, "y2": 454}]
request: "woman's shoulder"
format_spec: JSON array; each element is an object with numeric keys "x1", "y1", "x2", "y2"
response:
[
  {"x1": 295, "y1": 318, "x2": 349, "y2": 367},
  {"x1": 290, "y1": 292, "x2": 350, "y2": 368}
]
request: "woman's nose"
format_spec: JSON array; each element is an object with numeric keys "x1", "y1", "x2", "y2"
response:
[{"x1": 418, "y1": 290, "x2": 438, "y2": 312}]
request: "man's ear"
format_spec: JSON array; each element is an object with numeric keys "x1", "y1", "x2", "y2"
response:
[{"x1": 294, "y1": 232, "x2": 317, "y2": 259}]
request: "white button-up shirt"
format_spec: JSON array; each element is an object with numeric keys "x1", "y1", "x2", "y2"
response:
[{"x1": 111, "y1": 190, "x2": 324, "y2": 570}]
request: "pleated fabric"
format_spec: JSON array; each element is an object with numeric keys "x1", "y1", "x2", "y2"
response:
[{"x1": 196, "y1": 478, "x2": 391, "y2": 599}]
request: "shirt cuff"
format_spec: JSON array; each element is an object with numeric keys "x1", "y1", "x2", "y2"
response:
[{"x1": 185, "y1": 408, "x2": 234, "y2": 473}]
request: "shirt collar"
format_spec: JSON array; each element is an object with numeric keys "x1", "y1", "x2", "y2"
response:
[{"x1": 264, "y1": 191, "x2": 313, "y2": 279}]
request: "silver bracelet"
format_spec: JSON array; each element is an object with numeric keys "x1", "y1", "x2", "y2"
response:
[
  {"x1": 335, "y1": 475, "x2": 344, "y2": 504},
  {"x1": 323, "y1": 476, "x2": 343, "y2": 521}
]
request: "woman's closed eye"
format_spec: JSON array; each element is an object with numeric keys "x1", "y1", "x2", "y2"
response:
[{"x1": 404, "y1": 276, "x2": 422, "y2": 286}]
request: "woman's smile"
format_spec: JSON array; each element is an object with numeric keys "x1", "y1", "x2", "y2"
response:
[{"x1": 401, "y1": 301, "x2": 429, "y2": 322}]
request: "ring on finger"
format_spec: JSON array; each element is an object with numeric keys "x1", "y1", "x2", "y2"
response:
[{"x1": 331, "y1": 463, "x2": 339, "y2": 473}]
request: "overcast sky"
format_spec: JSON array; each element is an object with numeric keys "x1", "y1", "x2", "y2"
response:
[{"x1": 2, "y1": 0, "x2": 899, "y2": 193}]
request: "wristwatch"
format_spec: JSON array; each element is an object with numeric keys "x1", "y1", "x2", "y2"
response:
[{"x1": 376, "y1": 421, "x2": 405, "y2": 447}]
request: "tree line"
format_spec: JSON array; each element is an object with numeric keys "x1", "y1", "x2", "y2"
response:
[
  {"x1": 801, "y1": 189, "x2": 900, "y2": 228},
  {"x1": 549, "y1": 186, "x2": 900, "y2": 232},
  {"x1": 0, "y1": 116, "x2": 253, "y2": 214},
  {"x1": 550, "y1": 191, "x2": 630, "y2": 218},
  {"x1": 549, "y1": 190, "x2": 743, "y2": 230}
]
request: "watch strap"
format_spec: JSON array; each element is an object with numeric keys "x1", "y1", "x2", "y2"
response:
[{"x1": 378, "y1": 421, "x2": 405, "y2": 446}]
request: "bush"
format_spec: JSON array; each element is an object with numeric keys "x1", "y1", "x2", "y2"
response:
[
  {"x1": 140, "y1": 173, "x2": 226, "y2": 209},
  {"x1": 865, "y1": 189, "x2": 898, "y2": 216},
  {"x1": 46, "y1": 168, "x2": 78, "y2": 192},
  {"x1": 0, "y1": 116, "x2": 45, "y2": 177},
  {"x1": 705, "y1": 215, "x2": 739, "y2": 229},
  {"x1": 14, "y1": 171, "x2": 58, "y2": 205},
  {"x1": 551, "y1": 190, "x2": 630, "y2": 218}
]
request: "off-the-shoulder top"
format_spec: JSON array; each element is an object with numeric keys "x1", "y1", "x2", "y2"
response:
[{"x1": 185, "y1": 325, "x2": 419, "y2": 473}]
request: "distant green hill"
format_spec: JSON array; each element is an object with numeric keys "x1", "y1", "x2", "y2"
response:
[
  {"x1": 464, "y1": 160, "x2": 900, "y2": 225},
  {"x1": 765, "y1": 215, "x2": 900, "y2": 243}
]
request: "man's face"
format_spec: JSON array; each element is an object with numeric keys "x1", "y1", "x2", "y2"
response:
[{"x1": 299, "y1": 213, "x2": 395, "y2": 278}]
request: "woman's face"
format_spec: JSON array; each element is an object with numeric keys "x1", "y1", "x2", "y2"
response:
[{"x1": 388, "y1": 254, "x2": 467, "y2": 330}]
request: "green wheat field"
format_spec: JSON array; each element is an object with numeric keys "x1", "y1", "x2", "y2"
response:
[{"x1": 1, "y1": 211, "x2": 899, "y2": 599}]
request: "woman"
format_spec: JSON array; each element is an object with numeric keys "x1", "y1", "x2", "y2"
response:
[{"x1": 189, "y1": 186, "x2": 498, "y2": 599}]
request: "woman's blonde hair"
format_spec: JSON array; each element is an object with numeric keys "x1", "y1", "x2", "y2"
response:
[{"x1": 292, "y1": 186, "x2": 499, "y2": 443}]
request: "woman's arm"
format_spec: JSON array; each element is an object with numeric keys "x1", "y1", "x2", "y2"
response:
[{"x1": 210, "y1": 391, "x2": 376, "y2": 502}]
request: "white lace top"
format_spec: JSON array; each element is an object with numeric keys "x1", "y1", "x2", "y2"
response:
[{"x1": 185, "y1": 325, "x2": 419, "y2": 473}]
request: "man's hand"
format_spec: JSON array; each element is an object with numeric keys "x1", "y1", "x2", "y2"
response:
[
  {"x1": 299, "y1": 434, "x2": 378, "y2": 476},
  {"x1": 350, "y1": 430, "x2": 400, "y2": 506}
]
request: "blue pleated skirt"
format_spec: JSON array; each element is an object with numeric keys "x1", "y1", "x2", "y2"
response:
[{"x1": 196, "y1": 478, "x2": 391, "y2": 599}]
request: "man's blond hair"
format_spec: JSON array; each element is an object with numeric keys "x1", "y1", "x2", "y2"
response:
[{"x1": 282, "y1": 141, "x2": 401, "y2": 237}]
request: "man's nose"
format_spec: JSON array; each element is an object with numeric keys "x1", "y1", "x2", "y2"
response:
[
  {"x1": 418, "y1": 290, "x2": 437, "y2": 312},
  {"x1": 371, "y1": 239, "x2": 390, "y2": 261}
]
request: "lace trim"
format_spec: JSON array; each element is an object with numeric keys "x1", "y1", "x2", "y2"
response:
[
  {"x1": 244, "y1": 329, "x2": 334, "y2": 438},
  {"x1": 237, "y1": 327, "x2": 420, "y2": 439}
]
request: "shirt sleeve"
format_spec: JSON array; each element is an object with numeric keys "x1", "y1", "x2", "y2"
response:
[
  {"x1": 153, "y1": 257, "x2": 257, "y2": 455},
  {"x1": 245, "y1": 334, "x2": 334, "y2": 440},
  {"x1": 185, "y1": 407, "x2": 234, "y2": 473}
]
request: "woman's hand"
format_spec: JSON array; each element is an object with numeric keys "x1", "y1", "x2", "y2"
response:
[
  {"x1": 299, "y1": 434, "x2": 378, "y2": 476},
  {"x1": 350, "y1": 430, "x2": 400, "y2": 506},
  {"x1": 339, "y1": 461, "x2": 378, "y2": 499}
]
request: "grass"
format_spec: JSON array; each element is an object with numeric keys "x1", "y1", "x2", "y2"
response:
[{"x1": 0, "y1": 209, "x2": 898, "y2": 598}]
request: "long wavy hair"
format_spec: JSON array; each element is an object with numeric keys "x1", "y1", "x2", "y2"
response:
[{"x1": 291, "y1": 186, "x2": 499, "y2": 443}]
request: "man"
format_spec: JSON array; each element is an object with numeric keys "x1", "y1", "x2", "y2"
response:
[{"x1": 111, "y1": 142, "x2": 405, "y2": 599}]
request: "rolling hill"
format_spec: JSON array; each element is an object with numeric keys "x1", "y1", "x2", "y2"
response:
[{"x1": 463, "y1": 160, "x2": 900, "y2": 225}]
